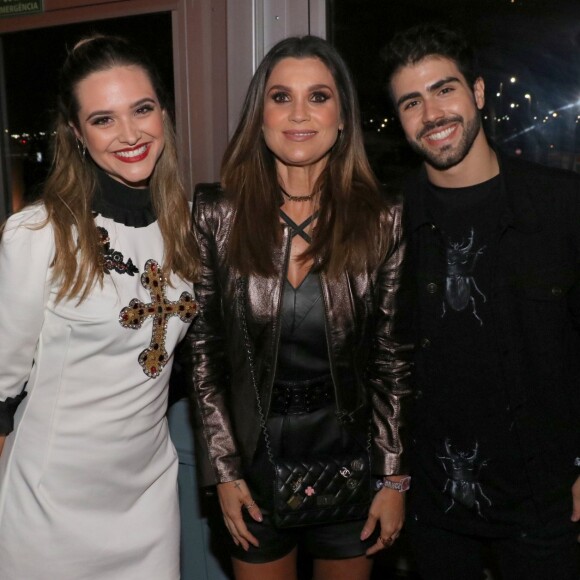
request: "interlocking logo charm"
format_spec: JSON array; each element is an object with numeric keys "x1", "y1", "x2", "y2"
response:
[{"x1": 339, "y1": 466, "x2": 352, "y2": 478}]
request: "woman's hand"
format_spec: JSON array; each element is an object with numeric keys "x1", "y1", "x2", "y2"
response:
[
  {"x1": 217, "y1": 479, "x2": 263, "y2": 551},
  {"x1": 0, "y1": 435, "x2": 5, "y2": 456},
  {"x1": 360, "y1": 487, "x2": 405, "y2": 556},
  {"x1": 571, "y1": 475, "x2": 580, "y2": 542}
]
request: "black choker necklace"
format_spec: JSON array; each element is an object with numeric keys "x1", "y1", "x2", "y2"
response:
[{"x1": 280, "y1": 186, "x2": 316, "y2": 202}]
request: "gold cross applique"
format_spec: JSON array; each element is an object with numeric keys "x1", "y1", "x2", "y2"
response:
[{"x1": 119, "y1": 259, "x2": 197, "y2": 378}]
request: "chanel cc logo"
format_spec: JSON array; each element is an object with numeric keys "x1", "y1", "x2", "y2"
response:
[{"x1": 339, "y1": 466, "x2": 352, "y2": 478}]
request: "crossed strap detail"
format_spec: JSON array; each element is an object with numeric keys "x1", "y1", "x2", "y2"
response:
[{"x1": 279, "y1": 210, "x2": 319, "y2": 244}]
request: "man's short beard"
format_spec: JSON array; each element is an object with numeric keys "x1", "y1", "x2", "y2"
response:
[{"x1": 408, "y1": 113, "x2": 482, "y2": 170}]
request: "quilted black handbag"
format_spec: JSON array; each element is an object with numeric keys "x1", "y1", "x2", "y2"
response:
[
  {"x1": 238, "y1": 279, "x2": 372, "y2": 528},
  {"x1": 272, "y1": 452, "x2": 371, "y2": 528}
]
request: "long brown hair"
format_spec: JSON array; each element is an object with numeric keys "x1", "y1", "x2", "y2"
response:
[
  {"x1": 222, "y1": 35, "x2": 389, "y2": 278},
  {"x1": 39, "y1": 35, "x2": 198, "y2": 302}
]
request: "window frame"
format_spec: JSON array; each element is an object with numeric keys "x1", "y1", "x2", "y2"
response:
[{"x1": 0, "y1": 0, "x2": 228, "y2": 220}]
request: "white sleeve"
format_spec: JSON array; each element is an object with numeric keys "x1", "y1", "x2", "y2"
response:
[{"x1": 0, "y1": 206, "x2": 55, "y2": 417}]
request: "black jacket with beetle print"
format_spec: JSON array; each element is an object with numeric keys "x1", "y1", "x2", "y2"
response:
[{"x1": 402, "y1": 153, "x2": 580, "y2": 522}]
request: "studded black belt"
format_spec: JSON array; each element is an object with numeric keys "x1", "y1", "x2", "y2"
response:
[{"x1": 270, "y1": 375, "x2": 333, "y2": 415}]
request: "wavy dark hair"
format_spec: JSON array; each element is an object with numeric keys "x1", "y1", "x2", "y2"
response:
[
  {"x1": 382, "y1": 22, "x2": 480, "y2": 104},
  {"x1": 40, "y1": 34, "x2": 198, "y2": 302},
  {"x1": 222, "y1": 35, "x2": 389, "y2": 278}
]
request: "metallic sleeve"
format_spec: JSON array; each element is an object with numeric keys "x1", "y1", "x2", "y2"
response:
[
  {"x1": 367, "y1": 199, "x2": 415, "y2": 475},
  {"x1": 184, "y1": 186, "x2": 243, "y2": 487}
]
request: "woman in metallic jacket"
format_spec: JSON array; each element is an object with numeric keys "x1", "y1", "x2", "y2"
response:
[{"x1": 188, "y1": 35, "x2": 413, "y2": 580}]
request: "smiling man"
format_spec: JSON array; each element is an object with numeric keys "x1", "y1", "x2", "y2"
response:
[{"x1": 382, "y1": 23, "x2": 580, "y2": 579}]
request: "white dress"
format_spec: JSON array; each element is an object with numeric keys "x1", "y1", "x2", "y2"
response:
[{"x1": 0, "y1": 184, "x2": 195, "y2": 579}]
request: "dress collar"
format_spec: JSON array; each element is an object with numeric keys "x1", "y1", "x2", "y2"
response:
[{"x1": 92, "y1": 169, "x2": 156, "y2": 228}]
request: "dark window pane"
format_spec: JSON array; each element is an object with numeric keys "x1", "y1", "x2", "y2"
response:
[
  {"x1": 328, "y1": 0, "x2": 580, "y2": 183},
  {"x1": 2, "y1": 13, "x2": 173, "y2": 213}
]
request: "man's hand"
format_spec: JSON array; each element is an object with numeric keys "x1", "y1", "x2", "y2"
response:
[
  {"x1": 571, "y1": 475, "x2": 580, "y2": 542},
  {"x1": 572, "y1": 476, "x2": 580, "y2": 522}
]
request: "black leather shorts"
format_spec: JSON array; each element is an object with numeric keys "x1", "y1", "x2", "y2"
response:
[
  {"x1": 224, "y1": 402, "x2": 376, "y2": 563},
  {"x1": 229, "y1": 506, "x2": 376, "y2": 563}
]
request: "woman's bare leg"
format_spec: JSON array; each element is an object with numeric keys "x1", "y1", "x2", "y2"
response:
[
  {"x1": 232, "y1": 547, "x2": 298, "y2": 580},
  {"x1": 313, "y1": 555, "x2": 373, "y2": 580}
]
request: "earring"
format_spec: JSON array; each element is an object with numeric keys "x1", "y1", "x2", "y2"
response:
[{"x1": 76, "y1": 139, "x2": 86, "y2": 160}]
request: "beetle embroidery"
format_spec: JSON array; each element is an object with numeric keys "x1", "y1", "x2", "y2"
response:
[
  {"x1": 438, "y1": 438, "x2": 491, "y2": 517},
  {"x1": 442, "y1": 228, "x2": 487, "y2": 325}
]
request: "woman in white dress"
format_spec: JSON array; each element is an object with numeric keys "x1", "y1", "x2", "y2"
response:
[{"x1": 0, "y1": 35, "x2": 198, "y2": 579}]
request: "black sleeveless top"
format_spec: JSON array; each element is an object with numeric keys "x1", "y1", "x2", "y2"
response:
[
  {"x1": 275, "y1": 211, "x2": 330, "y2": 382},
  {"x1": 276, "y1": 272, "x2": 330, "y2": 381}
]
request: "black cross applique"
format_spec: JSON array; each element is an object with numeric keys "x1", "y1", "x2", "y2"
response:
[
  {"x1": 97, "y1": 227, "x2": 139, "y2": 276},
  {"x1": 119, "y1": 259, "x2": 197, "y2": 378}
]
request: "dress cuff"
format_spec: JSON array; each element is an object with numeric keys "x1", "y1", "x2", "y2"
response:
[{"x1": 0, "y1": 389, "x2": 27, "y2": 435}]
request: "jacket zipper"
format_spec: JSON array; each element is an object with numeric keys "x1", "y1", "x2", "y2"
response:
[
  {"x1": 263, "y1": 226, "x2": 293, "y2": 417},
  {"x1": 319, "y1": 268, "x2": 342, "y2": 418}
]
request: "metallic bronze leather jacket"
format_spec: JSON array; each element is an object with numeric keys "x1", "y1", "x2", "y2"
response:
[{"x1": 186, "y1": 184, "x2": 414, "y2": 487}]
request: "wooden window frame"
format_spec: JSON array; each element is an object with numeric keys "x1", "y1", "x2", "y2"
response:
[{"x1": 0, "y1": 0, "x2": 228, "y2": 210}]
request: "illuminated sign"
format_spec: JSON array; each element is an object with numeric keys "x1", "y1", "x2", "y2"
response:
[{"x1": 0, "y1": 0, "x2": 43, "y2": 18}]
